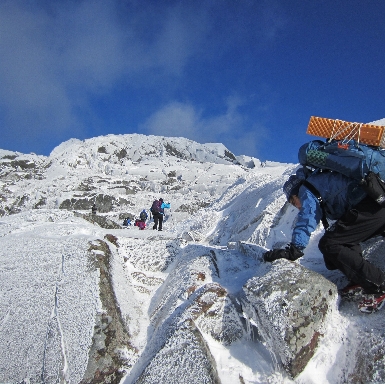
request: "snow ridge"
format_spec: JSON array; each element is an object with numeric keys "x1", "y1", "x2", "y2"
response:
[{"x1": 1, "y1": 133, "x2": 385, "y2": 383}]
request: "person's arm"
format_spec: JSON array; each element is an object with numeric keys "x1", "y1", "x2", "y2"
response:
[
  {"x1": 291, "y1": 187, "x2": 322, "y2": 249},
  {"x1": 263, "y1": 187, "x2": 322, "y2": 262}
]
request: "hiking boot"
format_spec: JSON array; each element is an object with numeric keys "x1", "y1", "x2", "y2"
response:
[
  {"x1": 361, "y1": 282, "x2": 385, "y2": 295},
  {"x1": 158, "y1": 229, "x2": 162, "y2": 231},
  {"x1": 339, "y1": 284, "x2": 363, "y2": 301},
  {"x1": 153, "y1": 225, "x2": 157, "y2": 230},
  {"x1": 358, "y1": 293, "x2": 385, "y2": 313}
]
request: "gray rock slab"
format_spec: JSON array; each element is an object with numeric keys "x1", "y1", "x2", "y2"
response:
[{"x1": 243, "y1": 259, "x2": 338, "y2": 377}]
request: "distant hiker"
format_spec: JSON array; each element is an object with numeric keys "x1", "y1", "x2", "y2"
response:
[
  {"x1": 134, "y1": 219, "x2": 146, "y2": 230},
  {"x1": 150, "y1": 198, "x2": 171, "y2": 231},
  {"x1": 122, "y1": 217, "x2": 131, "y2": 227},
  {"x1": 133, "y1": 209, "x2": 148, "y2": 230},
  {"x1": 263, "y1": 167, "x2": 385, "y2": 299},
  {"x1": 139, "y1": 209, "x2": 148, "y2": 222},
  {"x1": 91, "y1": 204, "x2": 97, "y2": 215}
]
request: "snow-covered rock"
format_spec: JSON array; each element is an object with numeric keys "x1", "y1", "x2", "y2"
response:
[
  {"x1": 243, "y1": 259, "x2": 338, "y2": 378},
  {"x1": 2, "y1": 132, "x2": 385, "y2": 383}
]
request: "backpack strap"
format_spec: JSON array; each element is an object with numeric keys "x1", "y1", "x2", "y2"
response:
[{"x1": 301, "y1": 180, "x2": 329, "y2": 230}]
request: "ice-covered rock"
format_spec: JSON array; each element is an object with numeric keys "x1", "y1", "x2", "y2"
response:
[
  {"x1": 134, "y1": 319, "x2": 221, "y2": 384},
  {"x1": 243, "y1": 259, "x2": 338, "y2": 377}
]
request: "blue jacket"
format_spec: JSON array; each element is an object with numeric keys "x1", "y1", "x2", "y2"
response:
[
  {"x1": 160, "y1": 202, "x2": 170, "y2": 214},
  {"x1": 153, "y1": 201, "x2": 171, "y2": 215},
  {"x1": 291, "y1": 170, "x2": 366, "y2": 249}
]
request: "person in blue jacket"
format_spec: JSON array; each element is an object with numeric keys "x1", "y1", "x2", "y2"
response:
[
  {"x1": 151, "y1": 198, "x2": 171, "y2": 231},
  {"x1": 263, "y1": 167, "x2": 385, "y2": 294}
]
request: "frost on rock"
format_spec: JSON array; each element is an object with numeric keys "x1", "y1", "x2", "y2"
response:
[
  {"x1": 79, "y1": 212, "x2": 122, "y2": 229},
  {"x1": 6, "y1": 133, "x2": 383, "y2": 382},
  {"x1": 0, "y1": 220, "x2": 100, "y2": 384},
  {"x1": 117, "y1": 236, "x2": 181, "y2": 272},
  {"x1": 81, "y1": 239, "x2": 137, "y2": 383},
  {"x1": 135, "y1": 319, "x2": 221, "y2": 384},
  {"x1": 188, "y1": 282, "x2": 245, "y2": 345},
  {"x1": 129, "y1": 248, "x2": 245, "y2": 383},
  {"x1": 59, "y1": 193, "x2": 120, "y2": 213},
  {"x1": 243, "y1": 259, "x2": 338, "y2": 378},
  {"x1": 149, "y1": 247, "x2": 221, "y2": 328}
]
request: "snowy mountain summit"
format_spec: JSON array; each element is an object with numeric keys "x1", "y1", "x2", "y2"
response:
[{"x1": 1, "y1": 133, "x2": 385, "y2": 383}]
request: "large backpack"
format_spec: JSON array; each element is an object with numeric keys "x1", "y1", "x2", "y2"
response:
[
  {"x1": 140, "y1": 211, "x2": 147, "y2": 221},
  {"x1": 138, "y1": 221, "x2": 146, "y2": 230},
  {"x1": 151, "y1": 200, "x2": 161, "y2": 214},
  {"x1": 299, "y1": 139, "x2": 385, "y2": 181},
  {"x1": 298, "y1": 139, "x2": 385, "y2": 206}
]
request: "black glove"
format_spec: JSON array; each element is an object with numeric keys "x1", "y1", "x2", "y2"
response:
[{"x1": 263, "y1": 243, "x2": 304, "y2": 262}]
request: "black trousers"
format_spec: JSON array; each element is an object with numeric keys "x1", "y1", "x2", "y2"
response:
[
  {"x1": 153, "y1": 212, "x2": 163, "y2": 230},
  {"x1": 319, "y1": 196, "x2": 385, "y2": 290}
]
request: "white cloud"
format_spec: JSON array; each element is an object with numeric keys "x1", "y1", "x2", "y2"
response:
[
  {"x1": 141, "y1": 97, "x2": 264, "y2": 157},
  {"x1": 141, "y1": 102, "x2": 199, "y2": 139},
  {"x1": 0, "y1": 0, "x2": 210, "y2": 148},
  {"x1": 0, "y1": 0, "x2": 283, "y2": 156}
]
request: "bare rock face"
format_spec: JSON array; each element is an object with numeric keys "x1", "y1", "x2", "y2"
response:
[{"x1": 243, "y1": 259, "x2": 338, "y2": 378}]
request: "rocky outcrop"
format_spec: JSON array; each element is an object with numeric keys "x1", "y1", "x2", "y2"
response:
[
  {"x1": 80, "y1": 213, "x2": 122, "y2": 229},
  {"x1": 0, "y1": 151, "x2": 47, "y2": 182},
  {"x1": 187, "y1": 282, "x2": 245, "y2": 346},
  {"x1": 60, "y1": 194, "x2": 119, "y2": 213},
  {"x1": 0, "y1": 151, "x2": 47, "y2": 215},
  {"x1": 135, "y1": 319, "x2": 221, "y2": 384},
  {"x1": 129, "y1": 248, "x2": 244, "y2": 384},
  {"x1": 81, "y1": 238, "x2": 137, "y2": 384},
  {"x1": 243, "y1": 258, "x2": 338, "y2": 378}
]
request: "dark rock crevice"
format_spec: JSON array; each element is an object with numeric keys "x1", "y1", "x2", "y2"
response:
[{"x1": 80, "y1": 238, "x2": 137, "y2": 384}]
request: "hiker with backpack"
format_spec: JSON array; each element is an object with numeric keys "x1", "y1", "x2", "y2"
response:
[
  {"x1": 139, "y1": 209, "x2": 148, "y2": 222},
  {"x1": 150, "y1": 198, "x2": 171, "y2": 231},
  {"x1": 263, "y1": 165, "x2": 385, "y2": 302},
  {"x1": 134, "y1": 209, "x2": 148, "y2": 230}
]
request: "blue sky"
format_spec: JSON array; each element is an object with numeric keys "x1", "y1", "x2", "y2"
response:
[{"x1": 1, "y1": 0, "x2": 384, "y2": 163}]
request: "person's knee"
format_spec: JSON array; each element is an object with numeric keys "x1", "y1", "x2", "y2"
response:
[
  {"x1": 318, "y1": 236, "x2": 328, "y2": 254},
  {"x1": 318, "y1": 237, "x2": 341, "y2": 270},
  {"x1": 319, "y1": 236, "x2": 342, "y2": 256}
]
